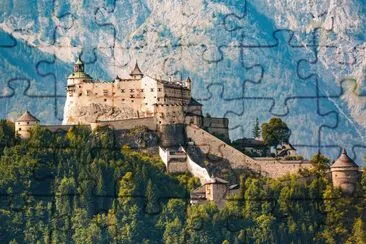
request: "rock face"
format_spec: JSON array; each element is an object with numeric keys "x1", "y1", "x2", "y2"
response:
[{"x1": 63, "y1": 102, "x2": 137, "y2": 124}]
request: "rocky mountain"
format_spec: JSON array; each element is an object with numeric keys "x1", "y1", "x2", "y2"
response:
[{"x1": 0, "y1": 0, "x2": 365, "y2": 160}]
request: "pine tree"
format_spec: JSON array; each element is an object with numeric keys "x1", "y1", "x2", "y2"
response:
[
  {"x1": 252, "y1": 118, "x2": 260, "y2": 139},
  {"x1": 145, "y1": 179, "x2": 160, "y2": 214}
]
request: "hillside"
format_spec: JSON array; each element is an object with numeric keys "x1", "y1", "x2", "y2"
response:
[
  {"x1": 0, "y1": 1, "x2": 365, "y2": 160},
  {"x1": 1, "y1": 121, "x2": 366, "y2": 243}
]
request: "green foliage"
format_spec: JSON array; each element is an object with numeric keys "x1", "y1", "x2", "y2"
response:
[
  {"x1": 252, "y1": 118, "x2": 260, "y2": 138},
  {"x1": 309, "y1": 153, "x2": 331, "y2": 173},
  {"x1": 0, "y1": 125, "x2": 365, "y2": 243},
  {"x1": 261, "y1": 117, "x2": 290, "y2": 147}
]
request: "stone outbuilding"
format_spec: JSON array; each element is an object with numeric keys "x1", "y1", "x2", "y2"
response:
[
  {"x1": 15, "y1": 111, "x2": 40, "y2": 139},
  {"x1": 190, "y1": 176, "x2": 240, "y2": 208},
  {"x1": 331, "y1": 149, "x2": 360, "y2": 195}
]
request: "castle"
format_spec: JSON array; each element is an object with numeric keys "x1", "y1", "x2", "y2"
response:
[{"x1": 13, "y1": 57, "x2": 362, "y2": 207}]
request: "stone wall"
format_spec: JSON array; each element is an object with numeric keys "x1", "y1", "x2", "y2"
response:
[
  {"x1": 168, "y1": 162, "x2": 188, "y2": 173},
  {"x1": 159, "y1": 124, "x2": 186, "y2": 147},
  {"x1": 203, "y1": 117, "x2": 229, "y2": 141},
  {"x1": 186, "y1": 125, "x2": 312, "y2": 178},
  {"x1": 90, "y1": 117, "x2": 156, "y2": 131}
]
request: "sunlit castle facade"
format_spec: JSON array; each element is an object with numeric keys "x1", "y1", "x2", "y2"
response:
[{"x1": 63, "y1": 57, "x2": 229, "y2": 141}]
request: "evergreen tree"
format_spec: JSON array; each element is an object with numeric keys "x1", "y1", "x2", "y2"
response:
[
  {"x1": 145, "y1": 179, "x2": 160, "y2": 215},
  {"x1": 261, "y1": 117, "x2": 290, "y2": 147},
  {"x1": 252, "y1": 118, "x2": 261, "y2": 139}
]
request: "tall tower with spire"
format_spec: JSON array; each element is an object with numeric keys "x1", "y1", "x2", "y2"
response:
[
  {"x1": 330, "y1": 149, "x2": 360, "y2": 194},
  {"x1": 67, "y1": 56, "x2": 92, "y2": 86},
  {"x1": 130, "y1": 62, "x2": 144, "y2": 80}
]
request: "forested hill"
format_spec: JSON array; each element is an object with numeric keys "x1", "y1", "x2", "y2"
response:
[{"x1": 0, "y1": 120, "x2": 366, "y2": 243}]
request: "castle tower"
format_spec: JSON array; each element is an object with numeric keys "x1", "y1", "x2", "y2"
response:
[
  {"x1": 67, "y1": 57, "x2": 92, "y2": 86},
  {"x1": 130, "y1": 62, "x2": 144, "y2": 80},
  {"x1": 205, "y1": 176, "x2": 229, "y2": 208},
  {"x1": 15, "y1": 111, "x2": 40, "y2": 139},
  {"x1": 331, "y1": 149, "x2": 360, "y2": 194},
  {"x1": 185, "y1": 77, "x2": 192, "y2": 90}
]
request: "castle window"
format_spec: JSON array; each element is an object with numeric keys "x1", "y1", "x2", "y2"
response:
[
  {"x1": 19, "y1": 128, "x2": 21, "y2": 131},
  {"x1": 150, "y1": 88, "x2": 154, "y2": 92},
  {"x1": 130, "y1": 89, "x2": 134, "y2": 92},
  {"x1": 140, "y1": 89, "x2": 144, "y2": 92},
  {"x1": 121, "y1": 89, "x2": 125, "y2": 93},
  {"x1": 103, "y1": 90, "x2": 108, "y2": 96},
  {"x1": 122, "y1": 99, "x2": 125, "y2": 102},
  {"x1": 130, "y1": 95, "x2": 135, "y2": 98},
  {"x1": 157, "y1": 98, "x2": 160, "y2": 101},
  {"x1": 145, "y1": 103, "x2": 148, "y2": 105},
  {"x1": 113, "y1": 92, "x2": 115, "y2": 95},
  {"x1": 79, "y1": 93, "x2": 82, "y2": 96},
  {"x1": 87, "y1": 90, "x2": 92, "y2": 96},
  {"x1": 131, "y1": 100, "x2": 134, "y2": 103},
  {"x1": 27, "y1": 122, "x2": 29, "y2": 125},
  {"x1": 158, "y1": 88, "x2": 162, "y2": 92},
  {"x1": 104, "y1": 99, "x2": 107, "y2": 102}
]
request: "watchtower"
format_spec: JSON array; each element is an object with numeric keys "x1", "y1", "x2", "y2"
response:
[
  {"x1": 331, "y1": 149, "x2": 360, "y2": 194},
  {"x1": 15, "y1": 111, "x2": 40, "y2": 139}
]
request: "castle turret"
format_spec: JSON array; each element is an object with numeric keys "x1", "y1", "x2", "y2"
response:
[
  {"x1": 331, "y1": 149, "x2": 360, "y2": 194},
  {"x1": 130, "y1": 62, "x2": 144, "y2": 80},
  {"x1": 185, "y1": 77, "x2": 192, "y2": 90},
  {"x1": 67, "y1": 57, "x2": 92, "y2": 86},
  {"x1": 15, "y1": 111, "x2": 40, "y2": 139}
]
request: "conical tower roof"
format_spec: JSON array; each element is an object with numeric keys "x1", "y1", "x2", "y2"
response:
[
  {"x1": 331, "y1": 149, "x2": 359, "y2": 168},
  {"x1": 16, "y1": 111, "x2": 40, "y2": 122},
  {"x1": 130, "y1": 62, "x2": 143, "y2": 76},
  {"x1": 75, "y1": 57, "x2": 83, "y2": 65}
]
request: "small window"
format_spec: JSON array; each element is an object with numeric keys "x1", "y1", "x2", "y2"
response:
[
  {"x1": 158, "y1": 88, "x2": 162, "y2": 92},
  {"x1": 103, "y1": 90, "x2": 108, "y2": 96},
  {"x1": 79, "y1": 93, "x2": 82, "y2": 96},
  {"x1": 131, "y1": 100, "x2": 134, "y2": 103},
  {"x1": 27, "y1": 122, "x2": 29, "y2": 125},
  {"x1": 145, "y1": 103, "x2": 148, "y2": 105},
  {"x1": 140, "y1": 89, "x2": 144, "y2": 92},
  {"x1": 19, "y1": 128, "x2": 21, "y2": 131},
  {"x1": 122, "y1": 99, "x2": 125, "y2": 102},
  {"x1": 130, "y1": 95, "x2": 135, "y2": 98},
  {"x1": 121, "y1": 89, "x2": 125, "y2": 93},
  {"x1": 157, "y1": 98, "x2": 160, "y2": 101},
  {"x1": 104, "y1": 99, "x2": 107, "y2": 102},
  {"x1": 150, "y1": 88, "x2": 154, "y2": 92},
  {"x1": 130, "y1": 89, "x2": 134, "y2": 92}
]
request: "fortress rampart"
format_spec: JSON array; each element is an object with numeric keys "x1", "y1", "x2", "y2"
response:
[{"x1": 186, "y1": 125, "x2": 312, "y2": 178}]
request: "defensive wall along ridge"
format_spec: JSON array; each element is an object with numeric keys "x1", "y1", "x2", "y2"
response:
[{"x1": 186, "y1": 125, "x2": 312, "y2": 178}]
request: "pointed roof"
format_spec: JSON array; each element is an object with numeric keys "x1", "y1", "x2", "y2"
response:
[
  {"x1": 75, "y1": 57, "x2": 83, "y2": 65},
  {"x1": 186, "y1": 77, "x2": 192, "y2": 83},
  {"x1": 16, "y1": 111, "x2": 40, "y2": 122},
  {"x1": 331, "y1": 149, "x2": 359, "y2": 168},
  {"x1": 130, "y1": 62, "x2": 143, "y2": 76},
  {"x1": 188, "y1": 98, "x2": 202, "y2": 106}
]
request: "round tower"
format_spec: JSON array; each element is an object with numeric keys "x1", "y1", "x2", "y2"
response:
[
  {"x1": 67, "y1": 57, "x2": 92, "y2": 86},
  {"x1": 15, "y1": 111, "x2": 40, "y2": 139},
  {"x1": 330, "y1": 149, "x2": 360, "y2": 194}
]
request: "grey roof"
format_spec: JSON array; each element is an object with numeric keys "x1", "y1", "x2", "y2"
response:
[
  {"x1": 234, "y1": 138, "x2": 267, "y2": 147},
  {"x1": 204, "y1": 176, "x2": 229, "y2": 185},
  {"x1": 16, "y1": 111, "x2": 40, "y2": 122},
  {"x1": 331, "y1": 149, "x2": 359, "y2": 168},
  {"x1": 188, "y1": 98, "x2": 202, "y2": 106},
  {"x1": 130, "y1": 63, "x2": 143, "y2": 76}
]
